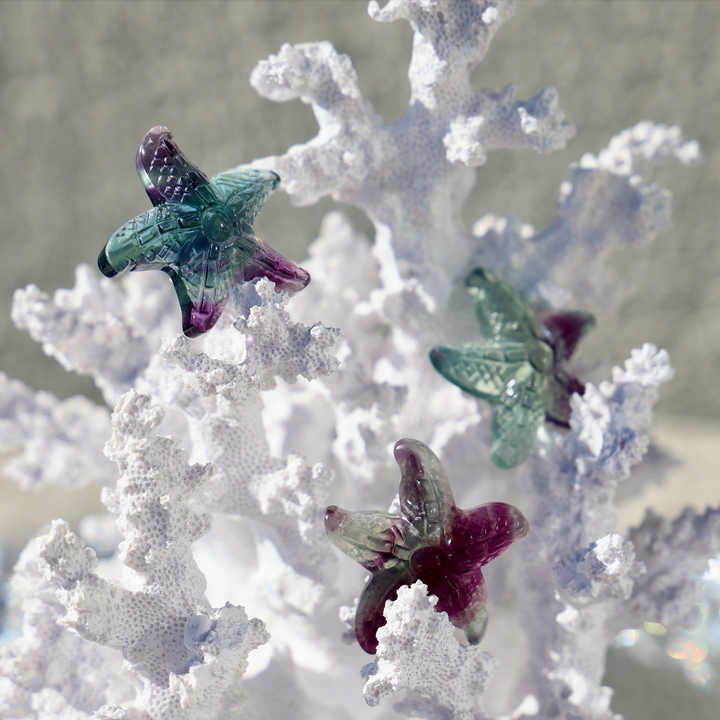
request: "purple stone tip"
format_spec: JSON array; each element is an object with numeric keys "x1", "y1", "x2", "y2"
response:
[
  {"x1": 136, "y1": 126, "x2": 174, "y2": 205},
  {"x1": 181, "y1": 298, "x2": 227, "y2": 338},
  {"x1": 544, "y1": 311, "x2": 596, "y2": 361},
  {"x1": 393, "y1": 438, "x2": 424, "y2": 472},
  {"x1": 243, "y1": 241, "x2": 312, "y2": 295},
  {"x1": 270, "y1": 263, "x2": 311, "y2": 295},
  {"x1": 324, "y1": 505, "x2": 346, "y2": 533}
]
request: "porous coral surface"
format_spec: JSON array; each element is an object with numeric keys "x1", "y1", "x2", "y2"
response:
[{"x1": 37, "y1": 391, "x2": 270, "y2": 719}]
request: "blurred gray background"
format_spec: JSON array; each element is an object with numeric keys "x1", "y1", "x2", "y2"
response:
[{"x1": 0, "y1": 2, "x2": 718, "y2": 718}]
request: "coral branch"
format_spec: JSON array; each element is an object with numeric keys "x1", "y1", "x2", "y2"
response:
[
  {"x1": 251, "y1": 0, "x2": 574, "y2": 301},
  {"x1": 363, "y1": 581, "x2": 498, "y2": 719},
  {"x1": 628, "y1": 506, "x2": 720, "y2": 630},
  {"x1": 161, "y1": 278, "x2": 340, "y2": 584},
  {"x1": 162, "y1": 278, "x2": 341, "y2": 403},
  {"x1": 515, "y1": 345, "x2": 676, "y2": 720},
  {"x1": 0, "y1": 540, "x2": 131, "y2": 718},
  {"x1": 11, "y1": 265, "x2": 177, "y2": 403},
  {"x1": 474, "y1": 121, "x2": 701, "y2": 312},
  {"x1": 36, "y1": 391, "x2": 269, "y2": 719},
  {"x1": 0, "y1": 372, "x2": 113, "y2": 490}
]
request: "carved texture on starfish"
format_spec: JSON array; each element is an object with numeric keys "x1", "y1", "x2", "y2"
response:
[
  {"x1": 430, "y1": 269, "x2": 595, "y2": 469},
  {"x1": 324, "y1": 438, "x2": 528, "y2": 654},
  {"x1": 98, "y1": 126, "x2": 310, "y2": 337}
]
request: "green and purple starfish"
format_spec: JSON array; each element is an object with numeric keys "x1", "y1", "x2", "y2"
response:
[
  {"x1": 98, "y1": 126, "x2": 310, "y2": 337},
  {"x1": 325, "y1": 438, "x2": 528, "y2": 654},
  {"x1": 430, "y1": 269, "x2": 595, "y2": 469}
]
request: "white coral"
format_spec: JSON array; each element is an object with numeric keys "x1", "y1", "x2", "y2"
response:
[
  {"x1": 0, "y1": 372, "x2": 113, "y2": 490},
  {"x1": 363, "y1": 582, "x2": 498, "y2": 719},
  {"x1": 250, "y1": 0, "x2": 574, "y2": 302},
  {"x1": 474, "y1": 121, "x2": 701, "y2": 312},
  {"x1": 161, "y1": 278, "x2": 341, "y2": 403},
  {"x1": 160, "y1": 278, "x2": 340, "y2": 584},
  {"x1": 514, "y1": 345, "x2": 677, "y2": 720},
  {"x1": 0, "y1": 540, "x2": 131, "y2": 719},
  {"x1": 554, "y1": 534, "x2": 646, "y2": 607},
  {"x1": 36, "y1": 391, "x2": 269, "y2": 720},
  {"x1": 11, "y1": 265, "x2": 177, "y2": 404},
  {"x1": 628, "y1": 507, "x2": 720, "y2": 631}
]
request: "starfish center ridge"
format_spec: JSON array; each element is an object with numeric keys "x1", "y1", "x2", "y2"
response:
[
  {"x1": 410, "y1": 546, "x2": 447, "y2": 578},
  {"x1": 201, "y1": 206, "x2": 234, "y2": 247}
]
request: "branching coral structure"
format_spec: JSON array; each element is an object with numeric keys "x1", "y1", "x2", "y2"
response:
[
  {"x1": 38, "y1": 391, "x2": 270, "y2": 719},
  {"x1": 363, "y1": 581, "x2": 500, "y2": 719},
  {"x1": 0, "y1": 2, "x2": 712, "y2": 720}
]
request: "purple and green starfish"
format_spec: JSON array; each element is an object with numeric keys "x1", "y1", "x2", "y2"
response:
[
  {"x1": 430, "y1": 268, "x2": 595, "y2": 469},
  {"x1": 98, "y1": 126, "x2": 310, "y2": 337},
  {"x1": 325, "y1": 438, "x2": 528, "y2": 654}
]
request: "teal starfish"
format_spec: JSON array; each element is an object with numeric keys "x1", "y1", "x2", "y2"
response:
[
  {"x1": 430, "y1": 269, "x2": 595, "y2": 469},
  {"x1": 98, "y1": 126, "x2": 310, "y2": 337}
]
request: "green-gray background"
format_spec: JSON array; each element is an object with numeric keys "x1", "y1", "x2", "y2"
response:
[
  {"x1": 0, "y1": 3, "x2": 718, "y2": 717},
  {"x1": 0, "y1": 0, "x2": 718, "y2": 420}
]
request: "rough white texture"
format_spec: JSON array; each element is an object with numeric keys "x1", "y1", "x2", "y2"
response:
[
  {"x1": 628, "y1": 507, "x2": 720, "y2": 631},
  {"x1": 363, "y1": 582, "x2": 499, "y2": 719},
  {"x1": 162, "y1": 279, "x2": 341, "y2": 403},
  {"x1": 514, "y1": 345, "x2": 679, "y2": 720},
  {"x1": 0, "y1": 372, "x2": 113, "y2": 490},
  {"x1": 287, "y1": 216, "x2": 482, "y2": 501},
  {"x1": 160, "y1": 278, "x2": 340, "y2": 584},
  {"x1": 0, "y1": 540, "x2": 132, "y2": 719},
  {"x1": 250, "y1": 0, "x2": 574, "y2": 303},
  {"x1": 554, "y1": 534, "x2": 644, "y2": 607},
  {"x1": 473, "y1": 121, "x2": 701, "y2": 313},
  {"x1": 36, "y1": 391, "x2": 269, "y2": 719},
  {"x1": 0, "y1": 2, "x2": 712, "y2": 719},
  {"x1": 11, "y1": 265, "x2": 178, "y2": 404}
]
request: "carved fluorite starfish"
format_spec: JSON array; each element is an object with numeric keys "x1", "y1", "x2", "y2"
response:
[
  {"x1": 325, "y1": 438, "x2": 528, "y2": 654},
  {"x1": 98, "y1": 126, "x2": 310, "y2": 337},
  {"x1": 430, "y1": 269, "x2": 595, "y2": 469}
]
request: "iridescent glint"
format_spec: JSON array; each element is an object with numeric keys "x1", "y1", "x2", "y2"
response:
[
  {"x1": 98, "y1": 127, "x2": 310, "y2": 337},
  {"x1": 430, "y1": 268, "x2": 595, "y2": 468},
  {"x1": 324, "y1": 438, "x2": 529, "y2": 654}
]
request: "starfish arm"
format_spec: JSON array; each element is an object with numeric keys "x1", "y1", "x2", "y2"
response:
[
  {"x1": 490, "y1": 369, "x2": 549, "y2": 468},
  {"x1": 167, "y1": 243, "x2": 235, "y2": 337},
  {"x1": 545, "y1": 371, "x2": 586, "y2": 427},
  {"x1": 450, "y1": 503, "x2": 529, "y2": 571},
  {"x1": 136, "y1": 126, "x2": 211, "y2": 208},
  {"x1": 465, "y1": 268, "x2": 542, "y2": 343},
  {"x1": 235, "y1": 236, "x2": 311, "y2": 294},
  {"x1": 210, "y1": 168, "x2": 281, "y2": 230},
  {"x1": 394, "y1": 439, "x2": 456, "y2": 541},
  {"x1": 98, "y1": 205, "x2": 202, "y2": 278},
  {"x1": 463, "y1": 602, "x2": 490, "y2": 645},
  {"x1": 324, "y1": 506, "x2": 416, "y2": 570},
  {"x1": 543, "y1": 310, "x2": 596, "y2": 360},
  {"x1": 429, "y1": 569, "x2": 489, "y2": 636},
  {"x1": 429, "y1": 341, "x2": 531, "y2": 401},
  {"x1": 356, "y1": 563, "x2": 416, "y2": 654}
]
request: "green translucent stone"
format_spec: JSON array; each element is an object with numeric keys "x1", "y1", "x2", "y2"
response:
[{"x1": 430, "y1": 269, "x2": 595, "y2": 469}]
